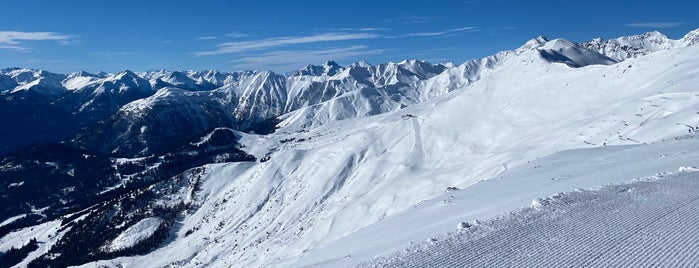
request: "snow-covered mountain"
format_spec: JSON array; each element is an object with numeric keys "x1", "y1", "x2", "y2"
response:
[
  {"x1": 582, "y1": 28, "x2": 699, "y2": 61},
  {"x1": 1, "y1": 28, "x2": 699, "y2": 267},
  {"x1": 72, "y1": 87, "x2": 240, "y2": 156},
  {"x1": 56, "y1": 70, "x2": 154, "y2": 122},
  {"x1": 0, "y1": 68, "x2": 67, "y2": 99}
]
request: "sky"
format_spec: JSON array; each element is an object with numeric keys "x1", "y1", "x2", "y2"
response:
[{"x1": 1, "y1": 0, "x2": 698, "y2": 73}]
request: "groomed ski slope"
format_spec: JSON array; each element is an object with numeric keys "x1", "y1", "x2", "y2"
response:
[{"x1": 358, "y1": 170, "x2": 699, "y2": 267}]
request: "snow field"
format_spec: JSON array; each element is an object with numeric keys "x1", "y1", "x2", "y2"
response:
[
  {"x1": 105, "y1": 217, "x2": 163, "y2": 252},
  {"x1": 0, "y1": 219, "x2": 68, "y2": 267}
]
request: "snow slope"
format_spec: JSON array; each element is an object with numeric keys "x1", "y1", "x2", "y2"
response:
[
  {"x1": 104, "y1": 217, "x2": 163, "y2": 252},
  {"x1": 0, "y1": 219, "x2": 67, "y2": 267},
  {"x1": 358, "y1": 169, "x2": 699, "y2": 267},
  {"x1": 78, "y1": 38, "x2": 699, "y2": 268},
  {"x1": 297, "y1": 136, "x2": 699, "y2": 267}
]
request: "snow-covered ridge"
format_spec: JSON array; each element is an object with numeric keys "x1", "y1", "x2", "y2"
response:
[{"x1": 582, "y1": 29, "x2": 699, "y2": 61}]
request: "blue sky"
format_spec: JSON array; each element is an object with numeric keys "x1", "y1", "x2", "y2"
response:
[{"x1": 1, "y1": 0, "x2": 697, "y2": 73}]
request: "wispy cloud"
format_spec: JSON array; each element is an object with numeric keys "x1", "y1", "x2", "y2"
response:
[
  {"x1": 0, "y1": 44, "x2": 28, "y2": 51},
  {"x1": 625, "y1": 22, "x2": 683, "y2": 28},
  {"x1": 0, "y1": 31, "x2": 71, "y2": 51},
  {"x1": 383, "y1": 16, "x2": 436, "y2": 24},
  {"x1": 225, "y1": 33, "x2": 249, "y2": 38},
  {"x1": 194, "y1": 32, "x2": 380, "y2": 56},
  {"x1": 230, "y1": 45, "x2": 387, "y2": 71},
  {"x1": 339, "y1": 28, "x2": 391, "y2": 31},
  {"x1": 197, "y1": 36, "x2": 218, "y2": 40},
  {"x1": 394, "y1": 27, "x2": 479, "y2": 38}
]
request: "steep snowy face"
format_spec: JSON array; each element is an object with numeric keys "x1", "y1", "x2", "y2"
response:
[{"x1": 233, "y1": 71, "x2": 289, "y2": 128}]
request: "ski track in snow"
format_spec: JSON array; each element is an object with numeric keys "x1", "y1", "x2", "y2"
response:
[
  {"x1": 408, "y1": 117, "x2": 425, "y2": 170},
  {"x1": 359, "y1": 171, "x2": 699, "y2": 267}
]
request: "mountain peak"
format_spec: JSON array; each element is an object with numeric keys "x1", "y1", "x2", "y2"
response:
[
  {"x1": 640, "y1": 30, "x2": 668, "y2": 39},
  {"x1": 323, "y1": 60, "x2": 343, "y2": 76},
  {"x1": 537, "y1": 37, "x2": 617, "y2": 68},
  {"x1": 399, "y1": 59, "x2": 425, "y2": 65},
  {"x1": 323, "y1": 60, "x2": 340, "y2": 67},
  {"x1": 536, "y1": 35, "x2": 551, "y2": 42},
  {"x1": 117, "y1": 70, "x2": 138, "y2": 78},
  {"x1": 68, "y1": 70, "x2": 98, "y2": 78},
  {"x1": 540, "y1": 38, "x2": 577, "y2": 50},
  {"x1": 354, "y1": 60, "x2": 372, "y2": 68},
  {"x1": 680, "y1": 28, "x2": 699, "y2": 46},
  {"x1": 519, "y1": 35, "x2": 551, "y2": 51},
  {"x1": 296, "y1": 61, "x2": 344, "y2": 76}
]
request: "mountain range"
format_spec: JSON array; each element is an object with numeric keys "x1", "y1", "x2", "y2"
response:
[{"x1": 2, "y1": 29, "x2": 696, "y2": 156}]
